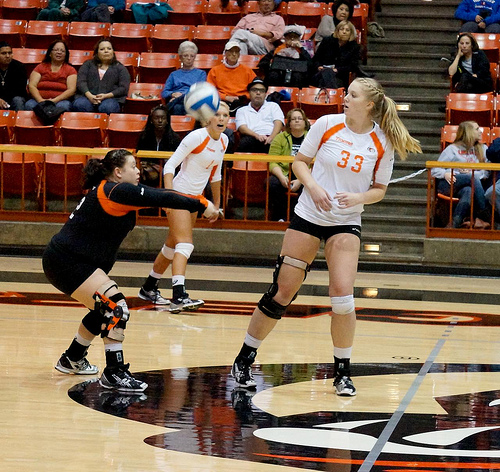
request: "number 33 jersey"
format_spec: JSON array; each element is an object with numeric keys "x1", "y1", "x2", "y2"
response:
[{"x1": 295, "y1": 113, "x2": 394, "y2": 226}]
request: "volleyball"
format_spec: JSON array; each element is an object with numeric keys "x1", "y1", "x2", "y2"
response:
[{"x1": 184, "y1": 82, "x2": 220, "y2": 122}]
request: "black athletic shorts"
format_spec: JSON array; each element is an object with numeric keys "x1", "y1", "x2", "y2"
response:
[
  {"x1": 42, "y1": 241, "x2": 98, "y2": 296},
  {"x1": 288, "y1": 214, "x2": 362, "y2": 241}
]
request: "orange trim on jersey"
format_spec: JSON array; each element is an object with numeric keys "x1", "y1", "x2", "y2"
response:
[
  {"x1": 176, "y1": 191, "x2": 209, "y2": 210},
  {"x1": 97, "y1": 181, "x2": 137, "y2": 217},
  {"x1": 369, "y1": 130, "x2": 385, "y2": 181},
  {"x1": 209, "y1": 165, "x2": 218, "y2": 182},
  {"x1": 319, "y1": 122, "x2": 346, "y2": 150},
  {"x1": 191, "y1": 135, "x2": 211, "y2": 154}
]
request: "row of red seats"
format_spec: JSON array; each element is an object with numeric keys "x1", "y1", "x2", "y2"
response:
[
  {"x1": 0, "y1": 111, "x2": 199, "y2": 148},
  {"x1": 441, "y1": 124, "x2": 500, "y2": 150},
  {"x1": 0, "y1": 88, "x2": 344, "y2": 147},
  {"x1": 13, "y1": 48, "x2": 264, "y2": 82},
  {"x1": 2, "y1": 21, "x2": 317, "y2": 54},
  {"x1": 0, "y1": 0, "x2": 369, "y2": 30}
]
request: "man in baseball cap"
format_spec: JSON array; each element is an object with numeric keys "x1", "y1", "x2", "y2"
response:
[{"x1": 207, "y1": 41, "x2": 256, "y2": 114}]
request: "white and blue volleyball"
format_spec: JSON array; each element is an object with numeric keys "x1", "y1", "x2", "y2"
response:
[{"x1": 184, "y1": 82, "x2": 220, "y2": 122}]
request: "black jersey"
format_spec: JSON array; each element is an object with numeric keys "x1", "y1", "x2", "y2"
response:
[{"x1": 49, "y1": 180, "x2": 207, "y2": 273}]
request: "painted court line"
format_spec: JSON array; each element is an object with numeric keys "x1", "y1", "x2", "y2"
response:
[{"x1": 357, "y1": 318, "x2": 458, "y2": 472}]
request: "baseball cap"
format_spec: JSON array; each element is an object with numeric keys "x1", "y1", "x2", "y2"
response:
[
  {"x1": 224, "y1": 41, "x2": 241, "y2": 52},
  {"x1": 247, "y1": 78, "x2": 268, "y2": 92},
  {"x1": 283, "y1": 24, "x2": 304, "y2": 38}
]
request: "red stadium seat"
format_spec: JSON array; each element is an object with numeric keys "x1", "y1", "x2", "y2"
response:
[
  {"x1": 1, "y1": 0, "x2": 43, "y2": 21},
  {"x1": 107, "y1": 113, "x2": 148, "y2": 149},
  {"x1": 14, "y1": 110, "x2": 57, "y2": 146},
  {"x1": 151, "y1": 24, "x2": 194, "y2": 53},
  {"x1": 67, "y1": 22, "x2": 111, "y2": 51},
  {"x1": 205, "y1": 0, "x2": 242, "y2": 26},
  {"x1": 114, "y1": 51, "x2": 139, "y2": 82},
  {"x1": 125, "y1": 83, "x2": 163, "y2": 114},
  {"x1": 138, "y1": 53, "x2": 179, "y2": 83},
  {"x1": 445, "y1": 93, "x2": 495, "y2": 127},
  {"x1": 43, "y1": 153, "x2": 87, "y2": 198},
  {"x1": 0, "y1": 110, "x2": 17, "y2": 144},
  {"x1": 193, "y1": 25, "x2": 232, "y2": 54},
  {"x1": 12, "y1": 48, "x2": 46, "y2": 77},
  {"x1": 239, "y1": 54, "x2": 262, "y2": 71},
  {"x1": 57, "y1": 112, "x2": 108, "y2": 148},
  {"x1": 0, "y1": 20, "x2": 28, "y2": 48},
  {"x1": 68, "y1": 50, "x2": 92, "y2": 71},
  {"x1": 471, "y1": 33, "x2": 500, "y2": 64},
  {"x1": 170, "y1": 115, "x2": 195, "y2": 139},
  {"x1": 167, "y1": 0, "x2": 205, "y2": 25},
  {"x1": 193, "y1": 54, "x2": 223, "y2": 74},
  {"x1": 286, "y1": 2, "x2": 325, "y2": 29},
  {"x1": 25, "y1": 20, "x2": 68, "y2": 49},
  {"x1": 110, "y1": 23, "x2": 153, "y2": 53},
  {"x1": 0, "y1": 151, "x2": 41, "y2": 204},
  {"x1": 299, "y1": 87, "x2": 344, "y2": 120},
  {"x1": 226, "y1": 159, "x2": 269, "y2": 219}
]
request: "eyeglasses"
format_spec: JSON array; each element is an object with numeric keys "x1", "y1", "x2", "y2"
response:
[{"x1": 250, "y1": 88, "x2": 266, "y2": 93}]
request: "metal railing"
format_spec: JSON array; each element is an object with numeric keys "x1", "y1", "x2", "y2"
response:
[
  {"x1": 426, "y1": 160, "x2": 500, "y2": 240},
  {"x1": 0, "y1": 145, "x2": 296, "y2": 230}
]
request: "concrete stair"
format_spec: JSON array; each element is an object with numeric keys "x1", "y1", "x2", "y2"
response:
[{"x1": 357, "y1": 0, "x2": 460, "y2": 264}]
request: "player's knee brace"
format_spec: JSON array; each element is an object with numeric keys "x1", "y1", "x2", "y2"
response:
[
  {"x1": 258, "y1": 255, "x2": 311, "y2": 320},
  {"x1": 331, "y1": 295, "x2": 355, "y2": 315},
  {"x1": 174, "y1": 242, "x2": 194, "y2": 260},
  {"x1": 93, "y1": 281, "x2": 130, "y2": 342},
  {"x1": 161, "y1": 244, "x2": 175, "y2": 260}
]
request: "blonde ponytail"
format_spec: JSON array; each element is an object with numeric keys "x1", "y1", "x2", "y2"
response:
[{"x1": 354, "y1": 78, "x2": 422, "y2": 160}]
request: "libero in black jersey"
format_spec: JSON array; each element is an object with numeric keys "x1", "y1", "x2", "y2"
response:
[{"x1": 43, "y1": 149, "x2": 217, "y2": 393}]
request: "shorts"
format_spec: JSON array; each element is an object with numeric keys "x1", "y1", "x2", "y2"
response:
[
  {"x1": 42, "y1": 241, "x2": 98, "y2": 295},
  {"x1": 288, "y1": 214, "x2": 361, "y2": 241}
]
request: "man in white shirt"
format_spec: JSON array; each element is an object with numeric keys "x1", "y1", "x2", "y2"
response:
[{"x1": 235, "y1": 78, "x2": 284, "y2": 152}]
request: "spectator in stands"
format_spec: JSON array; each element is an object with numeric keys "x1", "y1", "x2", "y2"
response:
[
  {"x1": 230, "y1": 0, "x2": 285, "y2": 55},
  {"x1": 136, "y1": 105, "x2": 181, "y2": 188},
  {"x1": 81, "y1": 0, "x2": 125, "y2": 22},
  {"x1": 235, "y1": 77, "x2": 285, "y2": 153},
  {"x1": 207, "y1": 41, "x2": 256, "y2": 115},
  {"x1": 315, "y1": 0, "x2": 355, "y2": 45},
  {"x1": 455, "y1": 0, "x2": 500, "y2": 33},
  {"x1": 25, "y1": 40, "x2": 77, "y2": 113},
  {"x1": 312, "y1": 20, "x2": 361, "y2": 89},
  {"x1": 449, "y1": 32, "x2": 493, "y2": 94},
  {"x1": 73, "y1": 39, "x2": 130, "y2": 114},
  {"x1": 258, "y1": 24, "x2": 313, "y2": 89},
  {"x1": 0, "y1": 42, "x2": 27, "y2": 111},
  {"x1": 432, "y1": 120, "x2": 491, "y2": 229},
  {"x1": 161, "y1": 41, "x2": 206, "y2": 116},
  {"x1": 37, "y1": 0, "x2": 84, "y2": 21},
  {"x1": 268, "y1": 108, "x2": 310, "y2": 221}
]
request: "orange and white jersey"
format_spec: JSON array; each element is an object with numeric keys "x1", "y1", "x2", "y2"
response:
[
  {"x1": 163, "y1": 128, "x2": 228, "y2": 195},
  {"x1": 295, "y1": 114, "x2": 394, "y2": 226}
]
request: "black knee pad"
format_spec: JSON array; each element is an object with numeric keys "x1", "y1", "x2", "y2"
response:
[
  {"x1": 258, "y1": 291, "x2": 288, "y2": 320},
  {"x1": 82, "y1": 309, "x2": 103, "y2": 336}
]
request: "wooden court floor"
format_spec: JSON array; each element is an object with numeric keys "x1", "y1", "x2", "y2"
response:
[{"x1": 2, "y1": 255, "x2": 500, "y2": 472}]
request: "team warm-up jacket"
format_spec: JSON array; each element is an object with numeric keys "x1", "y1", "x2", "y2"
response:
[{"x1": 49, "y1": 180, "x2": 208, "y2": 272}]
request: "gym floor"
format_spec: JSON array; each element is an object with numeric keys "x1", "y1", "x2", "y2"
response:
[{"x1": 1, "y1": 255, "x2": 500, "y2": 472}]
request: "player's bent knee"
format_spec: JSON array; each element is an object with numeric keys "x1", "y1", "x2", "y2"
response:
[
  {"x1": 82, "y1": 309, "x2": 103, "y2": 336},
  {"x1": 175, "y1": 242, "x2": 194, "y2": 260},
  {"x1": 258, "y1": 292, "x2": 288, "y2": 320},
  {"x1": 331, "y1": 295, "x2": 355, "y2": 315},
  {"x1": 161, "y1": 244, "x2": 175, "y2": 260}
]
